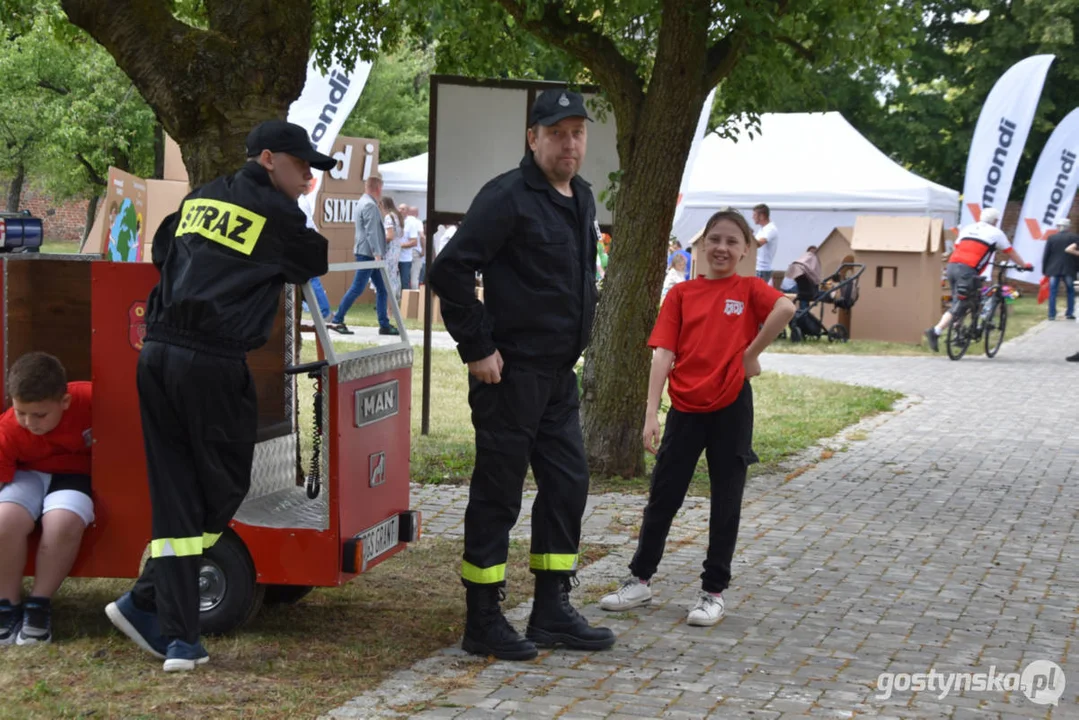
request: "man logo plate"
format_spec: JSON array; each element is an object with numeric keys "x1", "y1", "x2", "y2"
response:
[{"x1": 354, "y1": 380, "x2": 399, "y2": 428}]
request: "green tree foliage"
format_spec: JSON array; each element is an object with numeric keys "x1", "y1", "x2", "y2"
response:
[
  {"x1": 340, "y1": 41, "x2": 435, "y2": 163},
  {"x1": 0, "y1": 4, "x2": 154, "y2": 210},
  {"x1": 764, "y1": 1, "x2": 1079, "y2": 196}
]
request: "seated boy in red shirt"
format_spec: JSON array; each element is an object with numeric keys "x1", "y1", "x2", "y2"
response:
[
  {"x1": 600, "y1": 209, "x2": 795, "y2": 626},
  {"x1": 0, "y1": 352, "x2": 93, "y2": 645}
]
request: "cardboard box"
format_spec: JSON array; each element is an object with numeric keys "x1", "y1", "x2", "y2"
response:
[
  {"x1": 817, "y1": 226, "x2": 854, "y2": 275},
  {"x1": 400, "y1": 289, "x2": 422, "y2": 319},
  {"x1": 163, "y1": 135, "x2": 189, "y2": 184},
  {"x1": 850, "y1": 216, "x2": 944, "y2": 344}
]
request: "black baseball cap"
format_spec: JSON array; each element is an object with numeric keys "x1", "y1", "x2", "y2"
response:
[
  {"x1": 245, "y1": 120, "x2": 337, "y2": 171},
  {"x1": 529, "y1": 89, "x2": 593, "y2": 127}
]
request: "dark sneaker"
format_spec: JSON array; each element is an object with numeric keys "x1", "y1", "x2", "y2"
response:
[
  {"x1": 16, "y1": 597, "x2": 51, "y2": 645},
  {"x1": 163, "y1": 639, "x2": 210, "y2": 672},
  {"x1": 1067, "y1": 315, "x2": 1077, "y2": 320},
  {"x1": 924, "y1": 328, "x2": 939, "y2": 353},
  {"x1": 105, "y1": 592, "x2": 167, "y2": 659},
  {"x1": 0, "y1": 601, "x2": 22, "y2": 645},
  {"x1": 328, "y1": 322, "x2": 354, "y2": 335},
  {"x1": 378, "y1": 325, "x2": 400, "y2": 336},
  {"x1": 1067, "y1": 352, "x2": 1079, "y2": 362}
]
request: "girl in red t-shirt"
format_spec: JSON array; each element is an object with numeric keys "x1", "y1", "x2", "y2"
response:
[{"x1": 600, "y1": 209, "x2": 795, "y2": 626}]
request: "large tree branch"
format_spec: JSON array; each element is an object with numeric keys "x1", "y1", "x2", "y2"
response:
[
  {"x1": 75, "y1": 152, "x2": 106, "y2": 186},
  {"x1": 777, "y1": 35, "x2": 815, "y2": 63},
  {"x1": 37, "y1": 80, "x2": 70, "y2": 95},
  {"x1": 494, "y1": 0, "x2": 644, "y2": 119}
]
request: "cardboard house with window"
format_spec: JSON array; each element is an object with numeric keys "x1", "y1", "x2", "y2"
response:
[
  {"x1": 849, "y1": 216, "x2": 945, "y2": 343},
  {"x1": 817, "y1": 226, "x2": 855, "y2": 275}
]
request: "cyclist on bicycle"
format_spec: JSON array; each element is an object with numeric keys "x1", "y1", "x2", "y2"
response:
[{"x1": 924, "y1": 207, "x2": 1033, "y2": 352}]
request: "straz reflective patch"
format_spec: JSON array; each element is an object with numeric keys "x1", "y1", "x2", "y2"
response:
[{"x1": 175, "y1": 199, "x2": 266, "y2": 255}]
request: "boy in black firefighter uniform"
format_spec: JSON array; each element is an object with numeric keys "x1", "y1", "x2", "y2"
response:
[
  {"x1": 429, "y1": 89, "x2": 615, "y2": 660},
  {"x1": 105, "y1": 120, "x2": 333, "y2": 672}
]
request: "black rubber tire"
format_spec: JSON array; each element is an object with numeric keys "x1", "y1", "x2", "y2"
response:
[
  {"x1": 789, "y1": 325, "x2": 804, "y2": 343},
  {"x1": 262, "y1": 584, "x2": 314, "y2": 605},
  {"x1": 984, "y1": 298, "x2": 1008, "y2": 358},
  {"x1": 827, "y1": 324, "x2": 849, "y2": 343},
  {"x1": 199, "y1": 529, "x2": 265, "y2": 635},
  {"x1": 945, "y1": 307, "x2": 974, "y2": 361}
]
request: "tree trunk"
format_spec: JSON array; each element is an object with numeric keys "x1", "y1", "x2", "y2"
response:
[
  {"x1": 153, "y1": 122, "x2": 165, "y2": 179},
  {"x1": 581, "y1": 0, "x2": 711, "y2": 478},
  {"x1": 5, "y1": 161, "x2": 25, "y2": 212},
  {"x1": 82, "y1": 193, "x2": 100, "y2": 250},
  {"x1": 61, "y1": 0, "x2": 312, "y2": 185}
]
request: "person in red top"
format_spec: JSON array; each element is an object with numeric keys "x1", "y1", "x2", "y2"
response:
[
  {"x1": 924, "y1": 207, "x2": 1033, "y2": 352},
  {"x1": 599, "y1": 209, "x2": 794, "y2": 626},
  {"x1": 0, "y1": 352, "x2": 93, "y2": 646}
]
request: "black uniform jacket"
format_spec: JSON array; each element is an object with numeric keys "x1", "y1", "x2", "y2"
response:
[
  {"x1": 1043, "y1": 231, "x2": 1079, "y2": 277},
  {"x1": 429, "y1": 153, "x2": 599, "y2": 369},
  {"x1": 145, "y1": 163, "x2": 329, "y2": 356}
]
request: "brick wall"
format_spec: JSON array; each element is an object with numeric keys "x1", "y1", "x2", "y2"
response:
[{"x1": 1, "y1": 180, "x2": 91, "y2": 244}]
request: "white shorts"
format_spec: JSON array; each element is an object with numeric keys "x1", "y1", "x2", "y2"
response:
[{"x1": 0, "y1": 470, "x2": 94, "y2": 525}]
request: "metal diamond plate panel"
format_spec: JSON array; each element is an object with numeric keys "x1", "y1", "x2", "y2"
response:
[
  {"x1": 234, "y1": 485, "x2": 329, "y2": 530},
  {"x1": 337, "y1": 348, "x2": 414, "y2": 383},
  {"x1": 247, "y1": 434, "x2": 298, "y2": 502}
]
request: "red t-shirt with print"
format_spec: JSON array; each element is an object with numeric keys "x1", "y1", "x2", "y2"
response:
[
  {"x1": 0, "y1": 381, "x2": 92, "y2": 483},
  {"x1": 648, "y1": 276, "x2": 783, "y2": 413}
]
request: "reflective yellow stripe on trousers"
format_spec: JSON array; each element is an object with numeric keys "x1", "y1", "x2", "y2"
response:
[
  {"x1": 461, "y1": 560, "x2": 507, "y2": 584},
  {"x1": 150, "y1": 536, "x2": 203, "y2": 558},
  {"x1": 529, "y1": 554, "x2": 578, "y2": 572},
  {"x1": 202, "y1": 532, "x2": 222, "y2": 549}
]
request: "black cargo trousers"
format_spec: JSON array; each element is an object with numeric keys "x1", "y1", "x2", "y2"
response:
[
  {"x1": 129, "y1": 340, "x2": 257, "y2": 644},
  {"x1": 461, "y1": 363, "x2": 589, "y2": 586}
]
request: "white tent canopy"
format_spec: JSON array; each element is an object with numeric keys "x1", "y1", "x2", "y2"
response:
[
  {"x1": 672, "y1": 112, "x2": 959, "y2": 272},
  {"x1": 379, "y1": 152, "x2": 428, "y2": 218}
]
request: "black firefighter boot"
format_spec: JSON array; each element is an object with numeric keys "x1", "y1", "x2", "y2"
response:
[
  {"x1": 461, "y1": 585, "x2": 538, "y2": 661},
  {"x1": 526, "y1": 573, "x2": 616, "y2": 650}
]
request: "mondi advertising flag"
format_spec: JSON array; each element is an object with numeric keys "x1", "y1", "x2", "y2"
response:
[
  {"x1": 960, "y1": 54, "x2": 1054, "y2": 228},
  {"x1": 288, "y1": 54, "x2": 373, "y2": 195},
  {"x1": 1011, "y1": 107, "x2": 1079, "y2": 278}
]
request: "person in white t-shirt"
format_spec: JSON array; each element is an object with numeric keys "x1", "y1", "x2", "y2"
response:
[
  {"x1": 436, "y1": 224, "x2": 457, "y2": 257},
  {"x1": 399, "y1": 205, "x2": 424, "y2": 290},
  {"x1": 752, "y1": 203, "x2": 779, "y2": 283}
]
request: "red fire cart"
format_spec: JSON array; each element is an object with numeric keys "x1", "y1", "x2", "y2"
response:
[{"x1": 11, "y1": 255, "x2": 418, "y2": 633}]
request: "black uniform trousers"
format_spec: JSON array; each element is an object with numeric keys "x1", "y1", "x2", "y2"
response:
[
  {"x1": 630, "y1": 382, "x2": 757, "y2": 594},
  {"x1": 462, "y1": 364, "x2": 588, "y2": 586},
  {"x1": 130, "y1": 341, "x2": 257, "y2": 643}
]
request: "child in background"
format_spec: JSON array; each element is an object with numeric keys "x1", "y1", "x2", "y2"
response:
[
  {"x1": 600, "y1": 209, "x2": 794, "y2": 626},
  {"x1": 0, "y1": 352, "x2": 93, "y2": 645}
]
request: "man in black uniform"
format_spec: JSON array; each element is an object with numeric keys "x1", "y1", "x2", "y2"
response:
[
  {"x1": 429, "y1": 89, "x2": 615, "y2": 660},
  {"x1": 105, "y1": 120, "x2": 334, "y2": 672}
]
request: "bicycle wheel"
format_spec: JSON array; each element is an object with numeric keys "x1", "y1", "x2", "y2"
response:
[
  {"x1": 984, "y1": 297, "x2": 1008, "y2": 357},
  {"x1": 945, "y1": 306, "x2": 974, "y2": 361}
]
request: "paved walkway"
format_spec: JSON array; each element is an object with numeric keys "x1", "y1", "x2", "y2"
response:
[{"x1": 322, "y1": 321, "x2": 1078, "y2": 720}]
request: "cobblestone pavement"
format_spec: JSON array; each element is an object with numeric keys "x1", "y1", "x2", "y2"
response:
[{"x1": 323, "y1": 321, "x2": 1079, "y2": 720}]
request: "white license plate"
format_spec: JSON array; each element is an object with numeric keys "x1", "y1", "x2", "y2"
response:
[{"x1": 358, "y1": 515, "x2": 400, "y2": 565}]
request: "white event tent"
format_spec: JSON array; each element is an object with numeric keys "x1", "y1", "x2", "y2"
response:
[
  {"x1": 379, "y1": 152, "x2": 429, "y2": 219},
  {"x1": 672, "y1": 112, "x2": 960, "y2": 271}
]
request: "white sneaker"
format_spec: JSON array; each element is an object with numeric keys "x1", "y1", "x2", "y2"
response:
[
  {"x1": 599, "y1": 577, "x2": 652, "y2": 611},
  {"x1": 687, "y1": 592, "x2": 725, "y2": 626}
]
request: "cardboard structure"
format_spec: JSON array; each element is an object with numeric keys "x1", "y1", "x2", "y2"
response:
[
  {"x1": 685, "y1": 224, "x2": 758, "y2": 280},
  {"x1": 81, "y1": 169, "x2": 148, "y2": 262},
  {"x1": 311, "y1": 136, "x2": 380, "y2": 305},
  {"x1": 817, "y1": 227, "x2": 855, "y2": 274},
  {"x1": 850, "y1": 216, "x2": 944, "y2": 344}
]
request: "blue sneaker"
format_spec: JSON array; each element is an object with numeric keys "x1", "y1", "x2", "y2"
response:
[
  {"x1": 105, "y1": 592, "x2": 167, "y2": 659},
  {"x1": 0, "y1": 601, "x2": 22, "y2": 645},
  {"x1": 163, "y1": 639, "x2": 209, "y2": 672}
]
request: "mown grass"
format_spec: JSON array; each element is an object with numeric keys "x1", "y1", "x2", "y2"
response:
[
  {"x1": 299, "y1": 340, "x2": 901, "y2": 498},
  {"x1": 0, "y1": 540, "x2": 608, "y2": 720}
]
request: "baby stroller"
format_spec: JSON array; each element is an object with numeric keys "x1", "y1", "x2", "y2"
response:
[{"x1": 781, "y1": 254, "x2": 865, "y2": 343}]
